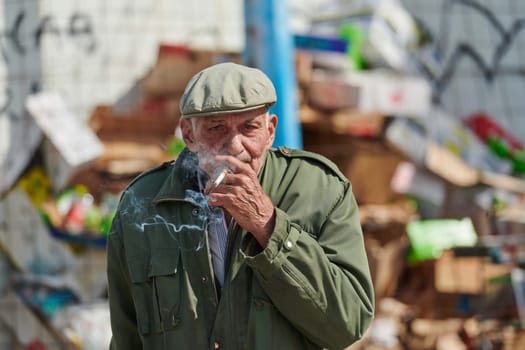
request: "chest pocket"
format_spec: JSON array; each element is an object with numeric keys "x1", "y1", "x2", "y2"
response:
[{"x1": 127, "y1": 248, "x2": 182, "y2": 336}]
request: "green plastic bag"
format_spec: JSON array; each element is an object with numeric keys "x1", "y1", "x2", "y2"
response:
[{"x1": 406, "y1": 218, "x2": 478, "y2": 264}]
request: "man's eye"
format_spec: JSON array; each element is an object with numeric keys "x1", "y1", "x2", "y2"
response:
[{"x1": 209, "y1": 125, "x2": 224, "y2": 132}]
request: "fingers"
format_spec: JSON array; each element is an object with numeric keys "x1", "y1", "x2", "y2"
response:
[
  {"x1": 205, "y1": 154, "x2": 255, "y2": 192},
  {"x1": 206, "y1": 174, "x2": 244, "y2": 200},
  {"x1": 206, "y1": 173, "x2": 254, "y2": 209}
]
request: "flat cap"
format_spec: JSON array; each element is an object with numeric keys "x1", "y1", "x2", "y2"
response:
[{"x1": 180, "y1": 62, "x2": 277, "y2": 118}]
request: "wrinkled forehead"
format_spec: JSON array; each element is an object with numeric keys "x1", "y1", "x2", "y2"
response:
[{"x1": 193, "y1": 107, "x2": 269, "y2": 126}]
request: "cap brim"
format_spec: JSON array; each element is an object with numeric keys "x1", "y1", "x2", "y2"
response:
[{"x1": 181, "y1": 103, "x2": 273, "y2": 119}]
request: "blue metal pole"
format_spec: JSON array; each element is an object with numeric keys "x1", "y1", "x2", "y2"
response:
[{"x1": 243, "y1": 0, "x2": 303, "y2": 149}]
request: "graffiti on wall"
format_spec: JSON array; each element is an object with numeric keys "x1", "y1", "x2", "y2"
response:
[
  {"x1": 0, "y1": 10, "x2": 96, "y2": 120},
  {"x1": 416, "y1": 0, "x2": 525, "y2": 103}
]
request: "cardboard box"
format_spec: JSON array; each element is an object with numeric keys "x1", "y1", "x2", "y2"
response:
[
  {"x1": 82, "y1": 105, "x2": 176, "y2": 197},
  {"x1": 366, "y1": 236, "x2": 409, "y2": 301},
  {"x1": 330, "y1": 109, "x2": 384, "y2": 137},
  {"x1": 89, "y1": 105, "x2": 177, "y2": 143},
  {"x1": 294, "y1": 50, "x2": 314, "y2": 88},
  {"x1": 338, "y1": 140, "x2": 407, "y2": 204},
  {"x1": 348, "y1": 70, "x2": 431, "y2": 117},
  {"x1": 435, "y1": 249, "x2": 514, "y2": 294},
  {"x1": 25, "y1": 93, "x2": 104, "y2": 192},
  {"x1": 302, "y1": 128, "x2": 407, "y2": 204},
  {"x1": 307, "y1": 71, "x2": 359, "y2": 111},
  {"x1": 142, "y1": 44, "x2": 240, "y2": 97}
]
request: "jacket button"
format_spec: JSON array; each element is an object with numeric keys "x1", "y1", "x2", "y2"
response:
[
  {"x1": 213, "y1": 341, "x2": 220, "y2": 349},
  {"x1": 284, "y1": 240, "x2": 293, "y2": 250},
  {"x1": 192, "y1": 208, "x2": 200, "y2": 216},
  {"x1": 201, "y1": 276, "x2": 208, "y2": 283}
]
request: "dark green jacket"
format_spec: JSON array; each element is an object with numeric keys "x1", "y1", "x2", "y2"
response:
[{"x1": 107, "y1": 147, "x2": 374, "y2": 350}]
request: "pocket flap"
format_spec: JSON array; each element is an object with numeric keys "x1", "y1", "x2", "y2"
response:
[{"x1": 128, "y1": 249, "x2": 180, "y2": 283}]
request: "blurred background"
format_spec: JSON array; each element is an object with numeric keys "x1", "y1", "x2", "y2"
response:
[{"x1": 1, "y1": 0, "x2": 525, "y2": 348}]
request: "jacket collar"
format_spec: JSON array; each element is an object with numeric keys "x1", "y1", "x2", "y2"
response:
[{"x1": 152, "y1": 148, "x2": 205, "y2": 204}]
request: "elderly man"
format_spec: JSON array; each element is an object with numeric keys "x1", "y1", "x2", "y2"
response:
[{"x1": 107, "y1": 62, "x2": 374, "y2": 349}]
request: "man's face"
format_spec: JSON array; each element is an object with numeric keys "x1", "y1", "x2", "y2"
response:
[{"x1": 180, "y1": 108, "x2": 277, "y2": 176}]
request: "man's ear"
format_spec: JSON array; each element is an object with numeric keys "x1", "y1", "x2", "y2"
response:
[
  {"x1": 266, "y1": 114, "x2": 278, "y2": 148},
  {"x1": 180, "y1": 118, "x2": 197, "y2": 151}
]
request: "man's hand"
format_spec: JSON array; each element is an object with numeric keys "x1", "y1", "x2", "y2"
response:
[{"x1": 205, "y1": 155, "x2": 275, "y2": 248}]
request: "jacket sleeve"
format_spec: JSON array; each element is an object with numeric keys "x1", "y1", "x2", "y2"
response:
[
  {"x1": 107, "y1": 213, "x2": 143, "y2": 349},
  {"x1": 241, "y1": 183, "x2": 374, "y2": 349}
]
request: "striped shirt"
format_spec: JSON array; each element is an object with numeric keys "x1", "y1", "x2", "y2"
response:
[{"x1": 208, "y1": 207, "x2": 229, "y2": 287}]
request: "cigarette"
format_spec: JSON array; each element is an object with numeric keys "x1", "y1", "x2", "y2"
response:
[
  {"x1": 208, "y1": 167, "x2": 230, "y2": 192},
  {"x1": 211, "y1": 167, "x2": 229, "y2": 189}
]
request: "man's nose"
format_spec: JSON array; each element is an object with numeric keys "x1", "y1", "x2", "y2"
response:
[{"x1": 224, "y1": 132, "x2": 244, "y2": 155}]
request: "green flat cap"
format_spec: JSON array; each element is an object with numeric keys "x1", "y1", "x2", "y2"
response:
[{"x1": 180, "y1": 62, "x2": 277, "y2": 118}]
